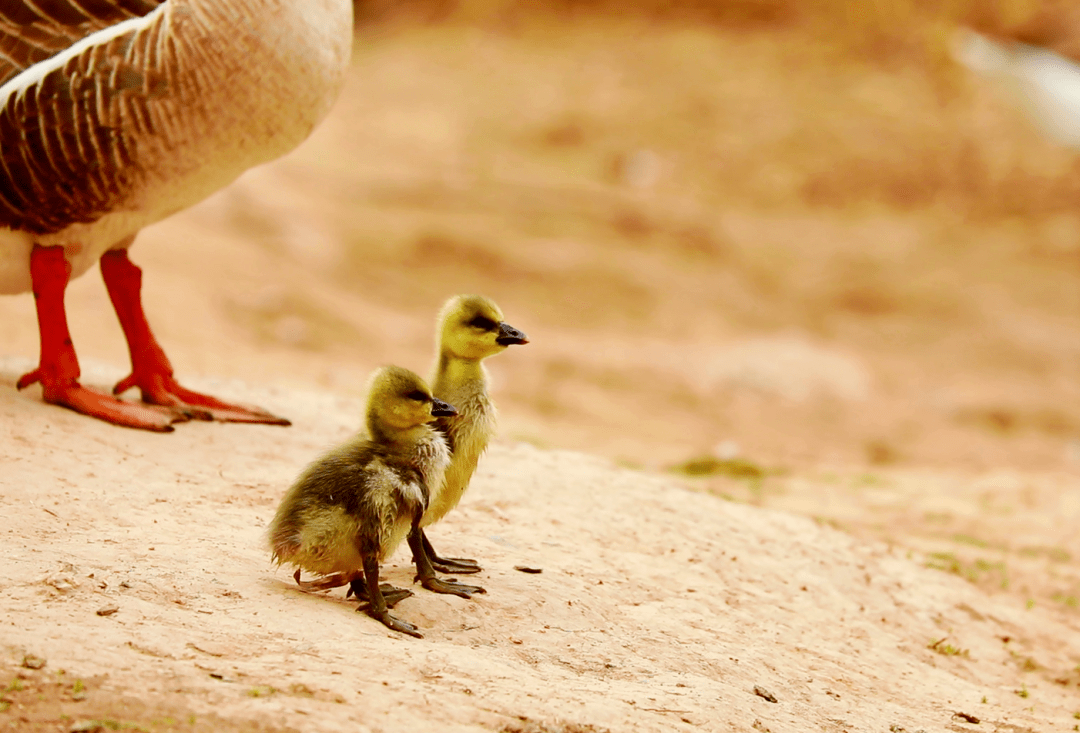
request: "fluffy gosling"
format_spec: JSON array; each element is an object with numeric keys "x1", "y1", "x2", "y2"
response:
[
  {"x1": 268, "y1": 366, "x2": 455, "y2": 638},
  {"x1": 410, "y1": 294, "x2": 528, "y2": 593}
]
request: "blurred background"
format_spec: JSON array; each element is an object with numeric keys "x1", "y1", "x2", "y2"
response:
[{"x1": 3, "y1": 0, "x2": 1079, "y2": 475}]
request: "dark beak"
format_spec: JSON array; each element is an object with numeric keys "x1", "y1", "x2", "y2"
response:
[
  {"x1": 431, "y1": 398, "x2": 457, "y2": 417},
  {"x1": 495, "y1": 322, "x2": 529, "y2": 346}
]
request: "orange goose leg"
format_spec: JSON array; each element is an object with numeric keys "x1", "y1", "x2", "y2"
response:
[
  {"x1": 17, "y1": 246, "x2": 185, "y2": 431},
  {"x1": 99, "y1": 248, "x2": 291, "y2": 426}
]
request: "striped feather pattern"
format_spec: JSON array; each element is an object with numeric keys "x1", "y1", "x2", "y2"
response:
[
  {"x1": 0, "y1": 0, "x2": 351, "y2": 281},
  {"x1": 0, "y1": 8, "x2": 169, "y2": 234},
  {"x1": 0, "y1": 0, "x2": 164, "y2": 88}
]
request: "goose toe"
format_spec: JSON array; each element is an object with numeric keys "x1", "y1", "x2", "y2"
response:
[
  {"x1": 116, "y1": 371, "x2": 291, "y2": 426},
  {"x1": 22, "y1": 378, "x2": 185, "y2": 432}
]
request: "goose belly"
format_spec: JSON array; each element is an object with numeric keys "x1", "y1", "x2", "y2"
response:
[
  {"x1": 0, "y1": 208, "x2": 161, "y2": 294},
  {"x1": 0, "y1": 229, "x2": 33, "y2": 295},
  {"x1": 0, "y1": 0, "x2": 353, "y2": 295}
]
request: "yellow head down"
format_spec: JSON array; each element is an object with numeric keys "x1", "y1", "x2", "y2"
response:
[
  {"x1": 437, "y1": 294, "x2": 529, "y2": 361},
  {"x1": 365, "y1": 365, "x2": 457, "y2": 436}
]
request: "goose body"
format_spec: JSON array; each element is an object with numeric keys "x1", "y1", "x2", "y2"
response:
[{"x1": 0, "y1": 0, "x2": 352, "y2": 430}]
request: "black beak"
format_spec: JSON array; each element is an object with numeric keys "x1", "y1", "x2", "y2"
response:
[
  {"x1": 431, "y1": 398, "x2": 457, "y2": 417},
  {"x1": 495, "y1": 322, "x2": 529, "y2": 346}
]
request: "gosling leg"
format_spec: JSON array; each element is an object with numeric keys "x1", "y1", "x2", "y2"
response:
[
  {"x1": 409, "y1": 527, "x2": 486, "y2": 599},
  {"x1": 420, "y1": 530, "x2": 482, "y2": 574},
  {"x1": 360, "y1": 555, "x2": 422, "y2": 638}
]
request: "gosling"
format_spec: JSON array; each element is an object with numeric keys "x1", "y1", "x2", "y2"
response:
[
  {"x1": 410, "y1": 294, "x2": 528, "y2": 590},
  {"x1": 268, "y1": 366, "x2": 456, "y2": 638}
]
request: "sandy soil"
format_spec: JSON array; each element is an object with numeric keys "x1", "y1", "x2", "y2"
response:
[
  {"x1": 2, "y1": 368, "x2": 1079, "y2": 733},
  {"x1": 2, "y1": 15, "x2": 1080, "y2": 733}
]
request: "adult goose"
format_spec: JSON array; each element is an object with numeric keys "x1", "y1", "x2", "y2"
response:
[{"x1": 0, "y1": 0, "x2": 353, "y2": 430}]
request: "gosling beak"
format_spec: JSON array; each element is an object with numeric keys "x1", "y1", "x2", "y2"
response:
[
  {"x1": 431, "y1": 398, "x2": 458, "y2": 417},
  {"x1": 495, "y1": 322, "x2": 529, "y2": 346}
]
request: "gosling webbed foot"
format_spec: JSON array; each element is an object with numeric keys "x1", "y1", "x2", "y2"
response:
[
  {"x1": 380, "y1": 587, "x2": 415, "y2": 608},
  {"x1": 418, "y1": 575, "x2": 486, "y2": 599},
  {"x1": 363, "y1": 607, "x2": 423, "y2": 638},
  {"x1": 421, "y1": 531, "x2": 482, "y2": 574},
  {"x1": 409, "y1": 528, "x2": 486, "y2": 598},
  {"x1": 347, "y1": 578, "x2": 413, "y2": 608},
  {"x1": 431, "y1": 556, "x2": 482, "y2": 574}
]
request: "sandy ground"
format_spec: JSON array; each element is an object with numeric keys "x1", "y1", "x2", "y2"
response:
[
  {"x1": 2, "y1": 366, "x2": 1079, "y2": 733},
  {"x1": 2, "y1": 16, "x2": 1080, "y2": 733}
]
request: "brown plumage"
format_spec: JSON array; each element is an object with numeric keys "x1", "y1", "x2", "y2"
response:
[
  {"x1": 0, "y1": 1, "x2": 165, "y2": 91},
  {"x1": 0, "y1": 1, "x2": 178, "y2": 234}
]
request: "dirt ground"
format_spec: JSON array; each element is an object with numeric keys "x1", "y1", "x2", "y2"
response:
[
  {"x1": 2, "y1": 10, "x2": 1080, "y2": 733},
  {"x1": 2, "y1": 370, "x2": 1079, "y2": 733}
]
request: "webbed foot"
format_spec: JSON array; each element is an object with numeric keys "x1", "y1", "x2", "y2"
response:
[
  {"x1": 418, "y1": 576, "x2": 486, "y2": 599},
  {"x1": 421, "y1": 532, "x2": 482, "y2": 574},
  {"x1": 100, "y1": 248, "x2": 290, "y2": 426},
  {"x1": 431, "y1": 556, "x2": 482, "y2": 574},
  {"x1": 113, "y1": 370, "x2": 290, "y2": 425},
  {"x1": 347, "y1": 578, "x2": 413, "y2": 608},
  {"x1": 364, "y1": 607, "x2": 423, "y2": 638},
  {"x1": 18, "y1": 374, "x2": 189, "y2": 432}
]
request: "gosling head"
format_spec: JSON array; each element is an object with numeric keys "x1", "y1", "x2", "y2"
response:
[
  {"x1": 365, "y1": 365, "x2": 457, "y2": 436},
  {"x1": 437, "y1": 294, "x2": 529, "y2": 361}
]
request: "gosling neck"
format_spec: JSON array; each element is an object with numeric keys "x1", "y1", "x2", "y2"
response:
[
  {"x1": 435, "y1": 351, "x2": 488, "y2": 391},
  {"x1": 368, "y1": 421, "x2": 431, "y2": 451}
]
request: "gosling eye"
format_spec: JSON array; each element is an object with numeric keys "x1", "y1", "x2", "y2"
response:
[
  {"x1": 405, "y1": 390, "x2": 429, "y2": 403},
  {"x1": 469, "y1": 315, "x2": 497, "y2": 331}
]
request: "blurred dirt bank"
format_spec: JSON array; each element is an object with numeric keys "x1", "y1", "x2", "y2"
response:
[
  {"x1": 151, "y1": 4, "x2": 1080, "y2": 471},
  {"x1": 4, "y1": 3, "x2": 1077, "y2": 473}
]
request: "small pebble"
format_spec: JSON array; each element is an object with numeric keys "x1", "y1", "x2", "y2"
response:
[
  {"x1": 96, "y1": 604, "x2": 119, "y2": 617},
  {"x1": 71, "y1": 722, "x2": 104, "y2": 732},
  {"x1": 513, "y1": 566, "x2": 543, "y2": 574},
  {"x1": 22, "y1": 654, "x2": 46, "y2": 670},
  {"x1": 753, "y1": 685, "x2": 778, "y2": 703},
  {"x1": 47, "y1": 576, "x2": 78, "y2": 593}
]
